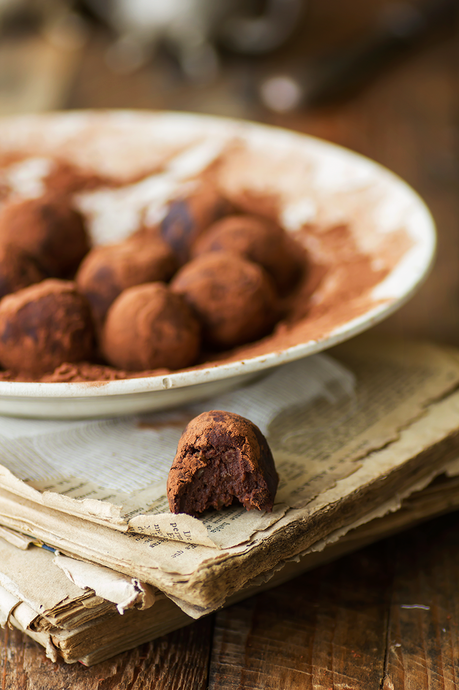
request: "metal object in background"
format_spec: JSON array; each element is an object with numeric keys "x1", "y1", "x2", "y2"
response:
[
  {"x1": 81, "y1": 0, "x2": 305, "y2": 80},
  {"x1": 261, "y1": 0, "x2": 459, "y2": 112},
  {"x1": 219, "y1": 0, "x2": 303, "y2": 54}
]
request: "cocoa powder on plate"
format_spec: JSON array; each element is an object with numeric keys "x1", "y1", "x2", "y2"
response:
[{"x1": 0, "y1": 157, "x2": 411, "y2": 382}]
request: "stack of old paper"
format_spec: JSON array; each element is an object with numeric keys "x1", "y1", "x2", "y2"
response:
[{"x1": 2, "y1": 335, "x2": 459, "y2": 664}]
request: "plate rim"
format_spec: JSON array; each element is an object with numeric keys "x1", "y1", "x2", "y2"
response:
[{"x1": 0, "y1": 109, "x2": 437, "y2": 400}]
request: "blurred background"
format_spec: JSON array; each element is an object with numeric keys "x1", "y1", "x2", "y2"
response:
[{"x1": 0, "y1": 0, "x2": 457, "y2": 344}]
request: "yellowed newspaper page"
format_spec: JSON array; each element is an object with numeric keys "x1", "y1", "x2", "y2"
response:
[
  {"x1": 0, "y1": 339, "x2": 458, "y2": 613},
  {"x1": 0, "y1": 337, "x2": 457, "y2": 551}
]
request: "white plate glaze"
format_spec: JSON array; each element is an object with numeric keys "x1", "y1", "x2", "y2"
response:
[{"x1": 0, "y1": 111, "x2": 436, "y2": 418}]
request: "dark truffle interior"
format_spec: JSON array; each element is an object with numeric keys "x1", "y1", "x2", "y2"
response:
[
  {"x1": 167, "y1": 410, "x2": 279, "y2": 516},
  {"x1": 171, "y1": 445, "x2": 262, "y2": 515}
]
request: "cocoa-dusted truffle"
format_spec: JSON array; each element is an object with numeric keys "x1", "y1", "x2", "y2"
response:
[
  {"x1": 0, "y1": 244, "x2": 46, "y2": 299},
  {"x1": 160, "y1": 184, "x2": 231, "y2": 264},
  {"x1": 102, "y1": 282, "x2": 201, "y2": 371},
  {"x1": 192, "y1": 214, "x2": 303, "y2": 295},
  {"x1": 76, "y1": 233, "x2": 178, "y2": 329},
  {"x1": 0, "y1": 194, "x2": 90, "y2": 277},
  {"x1": 171, "y1": 252, "x2": 278, "y2": 349},
  {"x1": 0, "y1": 279, "x2": 94, "y2": 375},
  {"x1": 167, "y1": 410, "x2": 279, "y2": 515}
]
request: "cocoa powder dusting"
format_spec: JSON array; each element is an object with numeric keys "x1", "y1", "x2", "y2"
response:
[
  {"x1": 44, "y1": 161, "x2": 110, "y2": 196},
  {"x1": 0, "y1": 153, "x2": 412, "y2": 383}
]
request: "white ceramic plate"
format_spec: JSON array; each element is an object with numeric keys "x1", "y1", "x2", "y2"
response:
[{"x1": 0, "y1": 111, "x2": 435, "y2": 418}]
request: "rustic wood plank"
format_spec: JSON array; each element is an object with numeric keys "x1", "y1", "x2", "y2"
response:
[
  {"x1": 208, "y1": 544, "x2": 392, "y2": 689},
  {"x1": 209, "y1": 513, "x2": 459, "y2": 690},
  {"x1": 381, "y1": 515, "x2": 459, "y2": 690},
  {"x1": 0, "y1": 615, "x2": 213, "y2": 690}
]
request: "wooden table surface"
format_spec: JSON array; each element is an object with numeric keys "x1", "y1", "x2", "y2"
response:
[{"x1": 1, "y1": 1, "x2": 459, "y2": 687}]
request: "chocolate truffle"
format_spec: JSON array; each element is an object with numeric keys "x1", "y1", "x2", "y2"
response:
[
  {"x1": 167, "y1": 410, "x2": 279, "y2": 515},
  {"x1": 0, "y1": 194, "x2": 90, "y2": 277},
  {"x1": 0, "y1": 244, "x2": 46, "y2": 299},
  {"x1": 160, "y1": 184, "x2": 231, "y2": 264},
  {"x1": 192, "y1": 214, "x2": 303, "y2": 295},
  {"x1": 76, "y1": 233, "x2": 178, "y2": 329},
  {"x1": 171, "y1": 252, "x2": 278, "y2": 349},
  {"x1": 0, "y1": 279, "x2": 94, "y2": 376},
  {"x1": 102, "y1": 282, "x2": 201, "y2": 371}
]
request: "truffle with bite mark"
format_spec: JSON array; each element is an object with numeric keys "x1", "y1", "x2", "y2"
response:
[
  {"x1": 0, "y1": 279, "x2": 94, "y2": 375},
  {"x1": 0, "y1": 244, "x2": 46, "y2": 299},
  {"x1": 160, "y1": 184, "x2": 232, "y2": 264},
  {"x1": 192, "y1": 214, "x2": 303, "y2": 295},
  {"x1": 0, "y1": 194, "x2": 90, "y2": 277},
  {"x1": 171, "y1": 252, "x2": 278, "y2": 349},
  {"x1": 102, "y1": 282, "x2": 201, "y2": 371},
  {"x1": 167, "y1": 410, "x2": 279, "y2": 515},
  {"x1": 76, "y1": 233, "x2": 178, "y2": 330}
]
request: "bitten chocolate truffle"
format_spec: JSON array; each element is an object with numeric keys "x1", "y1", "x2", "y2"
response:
[
  {"x1": 0, "y1": 194, "x2": 90, "y2": 277},
  {"x1": 167, "y1": 410, "x2": 279, "y2": 515},
  {"x1": 0, "y1": 279, "x2": 94, "y2": 375},
  {"x1": 76, "y1": 233, "x2": 178, "y2": 329},
  {"x1": 192, "y1": 214, "x2": 303, "y2": 295},
  {"x1": 0, "y1": 244, "x2": 46, "y2": 299},
  {"x1": 160, "y1": 184, "x2": 231, "y2": 264},
  {"x1": 171, "y1": 252, "x2": 278, "y2": 349},
  {"x1": 102, "y1": 282, "x2": 201, "y2": 371}
]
